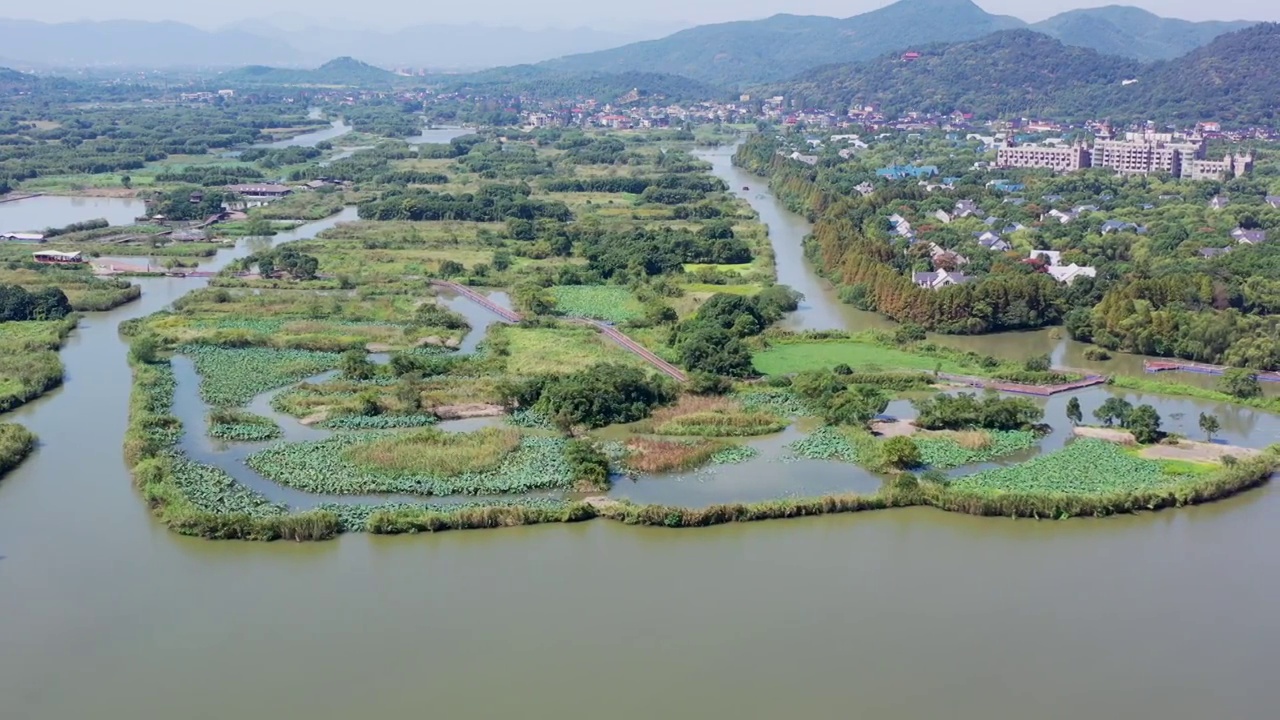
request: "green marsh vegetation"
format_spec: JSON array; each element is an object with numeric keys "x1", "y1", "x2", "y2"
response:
[
  {"x1": 0, "y1": 317, "x2": 76, "y2": 412},
  {"x1": 207, "y1": 408, "x2": 282, "y2": 442},
  {"x1": 0, "y1": 423, "x2": 36, "y2": 478}
]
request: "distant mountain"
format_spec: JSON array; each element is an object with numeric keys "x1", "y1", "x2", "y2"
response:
[
  {"x1": 0, "y1": 67, "x2": 38, "y2": 92},
  {"x1": 773, "y1": 30, "x2": 1139, "y2": 118},
  {"x1": 534, "y1": 0, "x2": 1257, "y2": 87},
  {"x1": 539, "y1": 0, "x2": 1024, "y2": 86},
  {"x1": 231, "y1": 22, "x2": 650, "y2": 70},
  {"x1": 1031, "y1": 6, "x2": 1253, "y2": 61},
  {"x1": 770, "y1": 23, "x2": 1280, "y2": 126},
  {"x1": 219, "y1": 57, "x2": 398, "y2": 87},
  {"x1": 0, "y1": 19, "x2": 298, "y2": 68}
]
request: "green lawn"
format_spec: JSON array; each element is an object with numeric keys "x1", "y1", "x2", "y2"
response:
[{"x1": 753, "y1": 340, "x2": 972, "y2": 376}]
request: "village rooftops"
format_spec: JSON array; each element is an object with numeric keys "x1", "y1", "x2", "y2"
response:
[
  {"x1": 912, "y1": 268, "x2": 973, "y2": 289},
  {"x1": 1, "y1": 232, "x2": 46, "y2": 242},
  {"x1": 226, "y1": 183, "x2": 293, "y2": 197},
  {"x1": 1199, "y1": 247, "x2": 1232, "y2": 258}
]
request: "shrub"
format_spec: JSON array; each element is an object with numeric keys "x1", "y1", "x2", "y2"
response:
[{"x1": 882, "y1": 436, "x2": 922, "y2": 469}]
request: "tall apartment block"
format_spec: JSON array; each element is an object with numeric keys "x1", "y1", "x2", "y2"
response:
[{"x1": 996, "y1": 128, "x2": 1252, "y2": 181}]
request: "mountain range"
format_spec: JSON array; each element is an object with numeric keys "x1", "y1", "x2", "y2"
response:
[
  {"x1": 217, "y1": 57, "x2": 399, "y2": 87},
  {"x1": 768, "y1": 23, "x2": 1280, "y2": 125},
  {"x1": 540, "y1": 0, "x2": 1255, "y2": 85},
  {"x1": 0, "y1": 2, "x2": 1257, "y2": 77}
]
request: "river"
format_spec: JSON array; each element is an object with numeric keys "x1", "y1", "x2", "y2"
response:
[{"x1": 1, "y1": 140, "x2": 1278, "y2": 720}]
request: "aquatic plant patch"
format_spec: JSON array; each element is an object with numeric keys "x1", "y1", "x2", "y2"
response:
[
  {"x1": 208, "y1": 408, "x2": 282, "y2": 442},
  {"x1": 168, "y1": 454, "x2": 286, "y2": 517},
  {"x1": 247, "y1": 432, "x2": 576, "y2": 496},
  {"x1": 735, "y1": 390, "x2": 814, "y2": 417},
  {"x1": 915, "y1": 430, "x2": 1040, "y2": 469},
  {"x1": 709, "y1": 444, "x2": 759, "y2": 465},
  {"x1": 949, "y1": 439, "x2": 1191, "y2": 495},
  {"x1": 549, "y1": 285, "x2": 644, "y2": 322},
  {"x1": 181, "y1": 345, "x2": 341, "y2": 406},
  {"x1": 787, "y1": 426, "x2": 863, "y2": 463},
  {"x1": 318, "y1": 414, "x2": 439, "y2": 430}
]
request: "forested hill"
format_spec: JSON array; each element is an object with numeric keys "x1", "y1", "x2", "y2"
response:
[
  {"x1": 772, "y1": 31, "x2": 1140, "y2": 119},
  {"x1": 533, "y1": 0, "x2": 1252, "y2": 87},
  {"x1": 1119, "y1": 23, "x2": 1280, "y2": 125},
  {"x1": 768, "y1": 23, "x2": 1280, "y2": 125},
  {"x1": 537, "y1": 0, "x2": 1024, "y2": 86},
  {"x1": 219, "y1": 57, "x2": 398, "y2": 87},
  {"x1": 1032, "y1": 6, "x2": 1253, "y2": 62},
  {"x1": 433, "y1": 67, "x2": 724, "y2": 104}
]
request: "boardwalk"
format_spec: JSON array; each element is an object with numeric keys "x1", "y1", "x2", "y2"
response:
[
  {"x1": 1144, "y1": 360, "x2": 1280, "y2": 383},
  {"x1": 937, "y1": 371, "x2": 1107, "y2": 397},
  {"x1": 429, "y1": 280, "x2": 687, "y2": 382}
]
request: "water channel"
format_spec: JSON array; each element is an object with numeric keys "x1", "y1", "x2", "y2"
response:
[{"x1": 1, "y1": 139, "x2": 1278, "y2": 720}]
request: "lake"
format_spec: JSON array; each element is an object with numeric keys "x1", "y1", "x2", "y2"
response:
[
  {"x1": 0, "y1": 195, "x2": 145, "y2": 234},
  {"x1": 0, "y1": 137, "x2": 1278, "y2": 720}
]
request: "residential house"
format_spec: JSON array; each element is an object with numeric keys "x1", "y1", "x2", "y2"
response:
[
  {"x1": 1042, "y1": 194, "x2": 1065, "y2": 203},
  {"x1": 1199, "y1": 247, "x2": 1232, "y2": 259},
  {"x1": 1002, "y1": 197, "x2": 1027, "y2": 206},
  {"x1": 1047, "y1": 209, "x2": 1076, "y2": 224},
  {"x1": 1100, "y1": 220, "x2": 1147, "y2": 235},
  {"x1": 854, "y1": 182, "x2": 875, "y2": 197},
  {"x1": 1266, "y1": 195, "x2": 1280, "y2": 209},
  {"x1": 1230, "y1": 228, "x2": 1267, "y2": 245},
  {"x1": 976, "y1": 232, "x2": 1011, "y2": 252},
  {"x1": 876, "y1": 164, "x2": 938, "y2": 180},
  {"x1": 1209, "y1": 195, "x2": 1230, "y2": 210},
  {"x1": 1047, "y1": 263, "x2": 1097, "y2": 285},
  {"x1": 953, "y1": 199, "x2": 980, "y2": 217},
  {"x1": 912, "y1": 269, "x2": 973, "y2": 289},
  {"x1": 1002, "y1": 223, "x2": 1027, "y2": 235},
  {"x1": 934, "y1": 209, "x2": 953, "y2": 224},
  {"x1": 226, "y1": 184, "x2": 293, "y2": 199}
]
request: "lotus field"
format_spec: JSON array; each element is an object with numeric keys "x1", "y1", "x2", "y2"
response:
[
  {"x1": 181, "y1": 345, "x2": 341, "y2": 406},
  {"x1": 208, "y1": 408, "x2": 283, "y2": 442},
  {"x1": 549, "y1": 285, "x2": 644, "y2": 322},
  {"x1": 318, "y1": 414, "x2": 439, "y2": 430},
  {"x1": 169, "y1": 455, "x2": 286, "y2": 516},
  {"x1": 915, "y1": 430, "x2": 1040, "y2": 469},
  {"x1": 950, "y1": 439, "x2": 1193, "y2": 495},
  {"x1": 246, "y1": 431, "x2": 577, "y2": 496}
]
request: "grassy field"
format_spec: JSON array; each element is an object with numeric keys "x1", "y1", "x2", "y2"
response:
[
  {"x1": 549, "y1": 285, "x2": 644, "y2": 322},
  {"x1": 497, "y1": 325, "x2": 648, "y2": 375},
  {"x1": 754, "y1": 340, "x2": 970, "y2": 376},
  {"x1": 0, "y1": 319, "x2": 76, "y2": 412}
]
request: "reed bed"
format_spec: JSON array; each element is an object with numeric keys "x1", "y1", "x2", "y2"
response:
[
  {"x1": 649, "y1": 395, "x2": 786, "y2": 437},
  {"x1": 0, "y1": 423, "x2": 36, "y2": 478},
  {"x1": 623, "y1": 437, "x2": 729, "y2": 473},
  {"x1": 345, "y1": 427, "x2": 521, "y2": 476}
]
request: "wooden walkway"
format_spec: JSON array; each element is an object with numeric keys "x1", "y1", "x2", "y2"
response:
[
  {"x1": 429, "y1": 280, "x2": 687, "y2": 382},
  {"x1": 937, "y1": 371, "x2": 1107, "y2": 397},
  {"x1": 1144, "y1": 360, "x2": 1280, "y2": 383}
]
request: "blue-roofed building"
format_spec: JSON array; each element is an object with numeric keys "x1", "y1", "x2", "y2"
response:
[{"x1": 876, "y1": 164, "x2": 939, "y2": 180}]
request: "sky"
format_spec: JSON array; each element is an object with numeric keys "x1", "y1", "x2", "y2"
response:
[{"x1": 2, "y1": 0, "x2": 1274, "y2": 32}]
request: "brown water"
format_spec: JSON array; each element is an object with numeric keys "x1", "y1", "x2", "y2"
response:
[{"x1": 1, "y1": 144, "x2": 1279, "y2": 720}]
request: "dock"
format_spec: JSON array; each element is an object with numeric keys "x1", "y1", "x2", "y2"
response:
[{"x1": 1144, "y1": 360, "x2": 1280, "y2": 383}]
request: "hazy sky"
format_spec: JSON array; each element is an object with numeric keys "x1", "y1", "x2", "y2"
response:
[{"x1": 4, "y1": 0, "x2": 1273, "y2": 32}]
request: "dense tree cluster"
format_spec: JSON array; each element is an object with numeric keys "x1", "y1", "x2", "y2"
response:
[
  {"x1": 0, "y1": 284, "x2": 72, "y2": 321},
  {"x1": 501, "y1": 363, "x2": 677, "y2": 429},
  {"x1": 670, "y1": 286, "x2": 803, "y2": 376},
  {"x1": 577, "y1": 225, "x2": 753, "y2": 278},
  {"x1": 912, "y1": 392, "x2": 1043, "y2": 431},
  {"x1": 148, "y1": 187, "x2": 230, "y2": 221},
  {"x1": 357, "y1": 184, "x2": 573, "y2": 223}
]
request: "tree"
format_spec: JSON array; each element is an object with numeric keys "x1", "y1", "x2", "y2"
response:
[
  {"x1": 1066, "y1": 397, "x2": 1082, "y2": 426},
  {"x1": 1125, "y1": 404, "x2": 1162, "y2": 444},
  {"x1": 130, "y1": 334, "x2": 161, "y2": 364},
  {"x1": 882, "y1": 436, "x2": 922, "y2": 469},
  {"x1": 822, "y1": 385, "x2": 890, "y2": 427},
  {"x1": 1218, "y1": 368, "x2": 1261, "y2": 399},
  {"x1": 340, "y1": 349, "x2": 375, "y2": 381},
  {"x1": 678, "y1": 328, "x2": 754, "y2": 377},
  {"x1": 1198, "y1": 412, "x2": 1220, "y2": 442},
  {"x1": 1093, "y1": 397, "x2": 1133, "y2": 427},
  {"x1": 121, "y1": 174, "x2": 132, "y2": 189},
  {"x1": 1024, "y1": 354, "x2": 1052, "y2": 372}
]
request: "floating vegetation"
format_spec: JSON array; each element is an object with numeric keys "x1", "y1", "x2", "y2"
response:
[
  {"x1": 550, "y1": 285, "x2": 644, "y2": 322},
  {"x1": 208, "y1": 408, "x2": 282, "y2": 442},
  {"x1": 709, "y1": 444, "x2": 759, "y2": 465},
  {"x1": 247, "y1": 432, "x2": 575, "y2": 496},
  {"x1": 787, "y1": 426, "x2": 861, "y2": 462},
  {"x1": 949, "y1": 439, "x2": 1191, "y2": 495},
  {"x1": 319, "y1": 414, "x2": 439, "y2": 430},
  {"x1": 915, "y1": 430, "x2": 1040, "y2": 469},
  {"x1": 736, "y1": 389, "x2": 813, "y2": 417},
  {"x1": 181, "y1": 345, "x2": 341, "y2": 406},
  {"x1": 168, "y1": 455, "x2": 286, "y2": 517},
  {"x1": 507, "y1": 408, "x2": 555, "y2": 429}
]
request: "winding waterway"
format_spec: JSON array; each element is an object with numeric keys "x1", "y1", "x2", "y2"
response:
[{"x1": 1, "y1": 139, "x2": 1278, "y2": 720}]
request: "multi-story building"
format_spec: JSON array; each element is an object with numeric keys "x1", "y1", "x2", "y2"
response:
[
  {"x1": 996, "y1": 142, "x2": 1091, "y2": 172},
  {"x1": 996, "y1": 127, "x2": 1251, "y2": 181}
]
